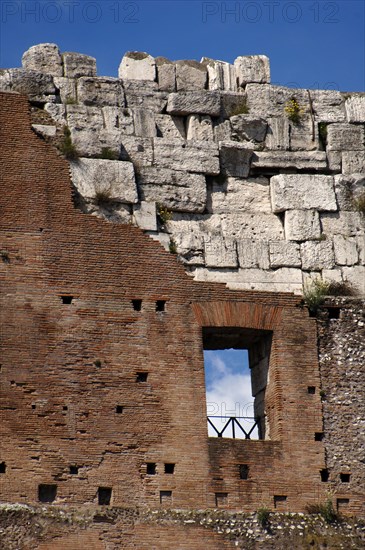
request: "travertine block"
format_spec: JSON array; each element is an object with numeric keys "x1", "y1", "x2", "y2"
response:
[
  {"x1": 221, "y1": 213, "x2": 284, "y2": 240},
  {"x1": 0, "y1": 69, "x2": 56, "y2": 103},
  {"x1": 102, "y1": 106, "x2": 134, "y2": 135},
  {"x1": 153, "y1": 138, "x2": 220, "y2": 174},
  {"x1": 285, "y1": 210, "x2": 321, "y2": 241},
  {"x1": 44, "y1": 103, "x2": 66, "y2": 124},
  {"x1": 322, "y1": 268, "x2": 343, "y2": 285},
  {"x1": 166, "y1": 91, "x2": 221, "y2": 116},
  {"x1": 230, "y1": 115, "x2": 267, "y2": 142},
  {"x1": 208, "y1": 176, "x2": 271, "y2": 214},
  {"x1": 32, "y1": 124, "x2": 56, "y2": 137},
  {"x1": 220, "y1": 92, "x2": 248, "y2": 118},
  {"x1": 333, "y1": 235, "x2": 358, "y2": 266},
  {"x1": 342, "y1": 151, "x2": 365, "y2": 175},
  {"x1": 334, "y1": 174, "x2": 365, "y2": 211},
  {"x1": 133, "y1": 108, "x2": 157, "y2": 137},
  {"x1": 137, "y1": 167, "x2": 207, "y2": 212},
  {"x1": 234, "y1": 55, "x2": 270, "y2": 86},
  {"x1": 219, "y1": 141, "x2": 253, "y2": 177},
  {"x1": 70, "y1": 158, "x2": 137, "y2": 203},
  {"x1": 118, "y1": 52, "x2": 156, "y2": 81},
  {"x1": 345, "y1": 96, "x2": 365, "y2": 122},
  {"x1": 201, "y1": 58, "x2": 236, "y2": 91},
  {"x1": 77, "y1": 77, "x2": 124, "y2": 107},
  {"x1": 156, "y1": 57, "x2": 176, "y2": 92},
  {"x1": 186, "y1": 115, "x2": 214, "y2": 141},
  {"x1": 54, "y1": 77, "x2": 77, "y2": 104},
  {"x1": 213, "y1": 119, "x2": 232, "y2": 141},
  {"x1": 309, "y1": 89, "x2": 346, "y2": 122},
  {"x1": 66, "y1": 105, "x2": 106, "y2": 156},
  {"x1": 327, "y1": 151, "x2": 342, "y2": 172},
  {"x1": 327, "y1": 123, "x2": 364, "y2": 151},
  {"x1": 245, "y1": 84, "x2": 308, "y2": 118},
  {"x1": 342, "y1": 266, "x2": 365, "y2": 294},
  {"x1": 321, "y1": 212, "x2": 364, "y2": 237},
  {"x1": 155, "y1": 115, "x2": 185, "y2": 139},
  {"x1": 357, "y1": 234, "x2": 365, "y2": 265},
  {"x1": 63, "y1": 52, "x2": 96, "y2": 78},
  {"x1": 22, "y1": 43, "x2": 63, "y2": 77},
  {"x1": 120, "y1": 136, "x2": 154, "y2": 167},
  {"x1": 204, "y1": 235, "x2": 237, "y2": 267},
  {"x1": 270, "y1": 174, "x2": 337, "y2": 212},
  {"x1": 265, "y1": 117, "x2": 290, "y2": 150},
  {"x1": 301, "y1": 241, "x2": 335, "y2": 270},
  {"x1": 175, "y1": 60, "x2": 207, "y2": 91},
  {"x1": 289, "y1": 117, "x2": 319, "y2": 151},
  {"x1": 123, "y1": 81, "x2": 167, "y2": 112},
  {"x1": 269, "y1": 241, "x2": 301, "y2": 268},
  {"x1": 133, "y1": 201, "x2": 157, "y2": 231},
  {"x1": 252, "y1": 151, "x2": 327, "y2": 171},
  {"x1": 237, "y1": 239, "x2": 270, "y2": 269}
]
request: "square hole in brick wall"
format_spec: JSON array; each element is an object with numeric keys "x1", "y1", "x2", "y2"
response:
[
  {"x1": 164, "y1": 463, "x2": 175, "y2": 474},
  {"x1": 136, "y1": 372, "x2": 148, "y2": 383},
  {"x1": 340, "y1": 473, "x2": 351, "y2": 482},
  {"x1": 239, "y1": 464, "x2": 249, "y2": 480},
  {"x1": 98, "y1": 487, "x2": 112, "y2": 505},
  {"x1": 308, "y1": 386, "x2": 316, "y2": 394},
  {"x1": 156, "y1": 300, "x2": 166, "y2": 312},
  {"x1": 215, "y1": 492, "x2": 228, "y2": 507},
  {"x1": 160, "y1": 490, "x2": 172, "y2": 504},
  {"x1": 0, "y1": 462, "x2": 6, "y2": 473},
  {"x1": 320, "y1": 469, "x2": 329, "y2": 482},
  {"x1": 274, "y1": 495, "x2": 287, "y2": 510},
  {"x1": 115, "y1": 405, "x2": 124, "y2": 414},
  {"x1": 61, "y1": 295, "x2": 73, "y2": 304},
  {"x1": 326, "y1": 307, "x2": 341, "y2": 319},
  {"x1": 132, "y1": 299, "x2": 142, "y2": 311},
  {"x1": 38, "y1": 484, "x2": 57, "y2": 503},
  {"x1": 337, "y1": 498, "x2": 349, "y2": 512},
  {"x1": 146, "y1": 463, "x2": 156, "y2": 475},
  {"x1": 315, "y1": 432, "x2": 324, "y2": 441},
  {"x1": 69, "y1": 465, "x2": 79, "y2": 475}
]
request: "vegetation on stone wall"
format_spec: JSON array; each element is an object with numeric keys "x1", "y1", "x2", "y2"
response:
[{"x1": 58, "y1": 126, "x2": 79, "y2": 160}]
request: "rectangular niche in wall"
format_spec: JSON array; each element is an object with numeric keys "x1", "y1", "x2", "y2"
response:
[
  {"x1": 203, "y1": 327, "x2": 272, "y2": 440},
  {"x1": 98, "y1": 487, "x2": 112, "y2": 505},
  {"x1": 38, "y1": 484, "x2": 57, "y2": 503}
]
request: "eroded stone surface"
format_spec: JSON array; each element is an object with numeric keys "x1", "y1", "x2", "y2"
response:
[
  {"x1": 271, "y1": 174, "x2": 337, "y2": 212},
  {"x1": 153, "y1": 138, "x2": 220, "y2": 174},
  {"x1": 234, "y1": 55, "x2": 270, "y2": 86},
  {"x1": 167, "y1": 91, "x2": 221, "y2": 116},
  {"x1": 63, "y1": 52, "x2": 97, "y2": 78},
  {"x1": 22, "y1": 43, "x2": 63, "y2": 77},
  {"x1": 285, "y1": 210, "x2": 321, "y2": 241},
  {"x1": 301, "y1": 240, "x2": 335, "y2": 271},
  {"x1": 345, "y1": 96, "x2": 365, "y2": 122},
  {"x1": 119, "y1": 51, "x2": 156, "y2": 81}
]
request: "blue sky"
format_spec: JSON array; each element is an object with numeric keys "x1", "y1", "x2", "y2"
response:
[{"x1": 1, "y1": 0, "x2": 364, "y2": 91}]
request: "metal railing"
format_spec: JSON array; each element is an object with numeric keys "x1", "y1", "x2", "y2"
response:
[{"x1": 207, "y1": 416, "x2": 258, "y2": 439}]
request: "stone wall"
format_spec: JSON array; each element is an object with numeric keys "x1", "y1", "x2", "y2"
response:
[{"x1": 1, "y1": 43, "x2": 364, "y2": 295}]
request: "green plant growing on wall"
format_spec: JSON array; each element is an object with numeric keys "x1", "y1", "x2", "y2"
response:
[
  {"x1": 169, "y1": 238, "x2": 177, "y2": 254},
  {"x1": 306, "y1": 498, "x2": 339, "y2": 524},
  {"x1": 94, "y1": 184, "x2": 113, "y2": 207},
  {"x1": 157, "y1": 204, "x2": 172, "y2": 227},
  {"x1": 1, "y1": 250, "x2": 10, "y2": 263},
  {"x1": 58, "y1": 126, "x2": 79, "y2": 160},
  {"x1": 303, "y1": 278, "x2": 330, "y2": 314},
  {"x1": 64, "y1": 97, "x2": 78, "y2": 105},
  {"x1": 229, "y1": 98, "x2": 249, "y2": 116},
  {"x1": 353, "y1": 191, "x2": 365, "y2": 215},
  {"x1": 318, "y1": 122, "x2": 328, "y2": 148},
  {"x1": 256, "y1": 507, "x2": 270, "y2": 528},
  {"x1": 99, "y1": 147, "x2": 119, "y2": 161},
  {"x1": 284, "y1": 97, "x2": 304, "y2": 124}
]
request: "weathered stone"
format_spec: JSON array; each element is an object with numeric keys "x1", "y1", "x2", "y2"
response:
[
  {"x1": 63, "y1": 52, "x2": 97, "y2": 78},
  {"x1": 155, "y1": 115, "x2": 185, "y2": 139},
  {"x1": 342, "y1": 151, "x2": 365, "y2": 174},
  {"x1": 66, "y1": 105, "x2": 104, "y2": 156},
  {"x1": 220, "y1": 92, "x2": 248, "y2": 118},
  {"x1": 175, "y1": 60, "x2": 207, "y2": 91},
  {"x1": 252, "y1": 151, "x2": 327, "y2": 171},
  {"x1": 234, "y1": 55, "x2": 270, "y2": 86},
  {"x1": 153, "y1": 139, "x2": 220, "y2": 174},
  {"x1": 186, "y1": 115, "x2": 214, "y2": 141},
  {"x1": 246, "y1": 84, "x2": 308, "y2": 118},
  {"x1": 213, "y1": 119, "x2": 232, "y2": 141},
  {"x1": 77, "y1": 77, "x2": 124, "y2": 107},
  {"x1": 118, "y1": 51, "x2": 156, "y2": 81},
  {"x1": 70, "y1": 158, "x2": 137, "y2": 203},
  {"x1": 285, "y1": 210, "x2": 321, "y2": 241},
  {"x1": 22, "y1": 43, "x2": 63, "y2": 77},
  {"x1": 342, "y1": 266, "x2": 365, "y2": 294},
  {"x1": 133, "y1": 108, "x2": 157, "y2": 137},
  {"x1": 321, "y1": 212, "x2": 365, "y2": 237},
  {"x1": 156, "y1": 57, "x2": 176, "y2": 92},
  {"x1": 204, "y1": 235, "x2": 237, "y2": 267},
  {"x1": 221, "y1": 213, "x2": 284, "y2": 240},
  {"x1": 201, "y1": 58, "x2": 236, "y2": 91},
  {"x1": 327, "y1": 123, "x2": 364, "y2": 151},
  {"x1": 120, "y1": 136, "x2": 154, "y2": 167},
  {"x1": 123, "y1": 81, "x2": 167, "y2": 112},
  {"x1": 345, "y1": 96, "x2": 365, "y2": 122},
  {"x1": 44, "y1": 103, "x2": 66, "y2": 125},
  {"x1": 0, "y1": 69, "x2": 56, "y2": 103},
  {"x1": 265, "y1": 117, "x2": 290, "y2": 150},
  {"x1": 333, "y1": 235, "x2": 359, "y2": 266},
  {"x1": 334, "y1": 174, "x2": 365, "y2": 211},
  {"x1": 327, "y1": 151, "x2": 342, "y2": 172},
  {"x1": 270, "y1": 174, "x2": 337, "y2": 212},
  {"x1": 102, "y1": 106, "x2": 134, "y2": 136},
  {"x1": 322, "y1": 268, "x2": 343, "y2": 285},
  {"x1": 357, "y1": 234, "x2": 365, "y2": 265},
  {"x1": 301, "y1": 240, "x2": 335, "y2": 270},
  {"x1": 230, "y1": 115, "x2": 267, "y2": 142},
  {"x1": 269, "y1": 241, "x2": 301, "y2": 268},
  {"x1": 289, "y1": 117, "x2": 319, "y2": 151},
  {"x1": 208, "y1": 176, "x2": 271, "y2": 214},
  {"x1": 310, "y1": 90, "x2": 346, "y2": 123},
  {"x1": 137, "y1": 167, "x2": 207, "y2": 212},
  {"x1": 53, "y1": 77, "x2": 77, "y2": 104},
  {"x1": 237, "y1": 239, "x2": 270, "y2": 269},
  {"x1": 166, "y1": 91, "x2": 220, "y2": 116},
  {"x1": 219, "y1": 141, "x2": 253, "y2": 177},
  {"x1": 32, "y1": 124, "x2": 57, "y2": 138},
  {"x1": 133, "y1": 201, "x2": 157, "y2": 231}
]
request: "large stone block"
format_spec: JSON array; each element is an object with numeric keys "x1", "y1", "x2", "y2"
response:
[
  {"x1": 0, "y1": 69, "x2": 56, "y2": 103},
  {"x1": 221, "y1": 213, "x2": 284, "y2": 240},
  {"x1": 213, "y1": 119, "x2": 232, "y2": 141},
  {"x1": 186, "y1": 115, "x2": 214, "y2": 141},
  {"x1": 102, "y1": 106, "x2": 134, "y2": 136},
  {"x1": 201, "y1": 58, "x2": 236, "y2": 91},
  {"x1": 66, "y1": 105, "x2": 104, "y2": 156},
  {"x1": 230, "y1": 115, "x2": 267, "y2": 142},
  {"x1": 220, "y1": 92, "x2": 248, "y2": 118},
  {"x1": 165, "y1": 216, "x2": 205, "y2": 265},
  {"x1": 252, "y1": 151, "x2": 327, "y2": 171},
  {"x1": 22, "y1": 43, "x2": 63, "y2": 77},
  {"x1": 156, "y1": 57, "x2": 176, "y2": 92},
  {"x1": 155, "y1": 115, "x2": 185, "y2": 139},
  {"x1": 237, "y1": 239, "x2": 270, "y2": 269},
  {"x1": 53, "y1": 77, "x2": 77, "y2": 104},
  {"x1": 289, "y1": 117, "x2": 319, "y2": 151},
  {"x1": 345, "y1": 96, "x2": 365, "y2": 123},
  {"x1": 234, "y1": 55, "x2": 270, "y2": 86},
  {"x1": 309, "y1": 90, "x2": 346, "y2": 123},
  {"x1": 118, "y1": 52, "x2": 156, "y2": 81},
  {"x1": 284, "y1": 210, "x2": 321, "y2": 241},
  {"x1": 334, "y1": 174, "x2": 365, "y2": 211},
  {"x1": 153, "y1": 139, "x2": 220, "y2": 174},
  {"x1": 44, "y1": 103, "x2": 66, "y2": 125},
  {"x1": 245, "y1": 84, "x2": 308, "y2": 118},
  {"x1": 77, "y1": 77, "x2": 124, "y2": 107},
  {"x1": 137, "y1": 167, "x2": 207, "y2": 212},
  {"x1": 70, "y1": 158, "x2": 137, "y2": 203},
  {"x1": 327, "y1": 123, "x2": 364, "y2": 151},
  {"x1": 204, "y1": 235, "x2": 237, "y2": 268},
  {"x1": 133, "y1": 201, "x2": 157, "y2": 231},
  {"x1": 120, "y1": 136, "x2": 154, "y2": 167},
  {"x1": 269, "y1": 241, "x2": 301, "y2": 268},
  {"x1": 219, "y1": 141, "x2": 253, "y2": 177},
  {"x1": 175, "y1": 60, "x2": 207, "y2": 91},
  {"x1": 123, "y1": 81, "x2": 167, "y2": 112},
  {"x1": 208, "y1": 176, "x2": 271, "y2": 214},
  {"x1": 166, "y1": 91, "x2": 221, "y2": 116},
  {"x1": 333, "y1": 235, "x2": 359, "y2": 266},
  {"x1": 265, "y1": 117, "x2": 290, "y2": 150},
  {"x1": 342, "y1": 151, "x2": 365, "y2": 174},
  {"x1": 300, "y1": 241, "x2": 335, "y2": 270},
  {"x1": 342, "y1": 266, "x2": 365, "y2": 294},
  {"x1": 133, "y1": 108, "x2": 157, "y2": 137},
  {"x1": 63, "y1": 52, "x2": 96, "y2": 78},
  {"x1": 270, "y1": 174, "x2": 337, "y2": 212},
  {"x1": 321, "y1": 212, "x2": 365, "y2": 237}
]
